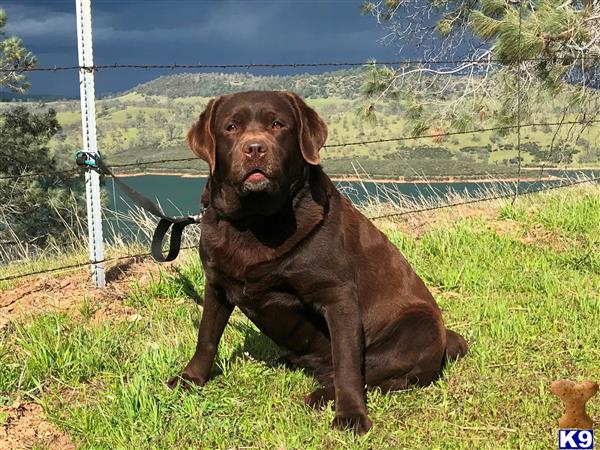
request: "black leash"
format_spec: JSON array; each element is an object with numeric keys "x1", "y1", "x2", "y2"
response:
[{"x1": 75, "y1": 151, "x2": 201, "y2": 262}]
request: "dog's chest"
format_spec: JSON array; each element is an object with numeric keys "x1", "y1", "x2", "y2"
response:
[
  {"x1": 218, "y1": 271, "x2": 293, "y2": 309},
  {"x1": 199, "y1": 200, "x2": 325, "y2": 280},
  {"x1": 218, "y1": 273, "x2": 326, "y2": 354},
  {"x1": 200, "y1": 227, "x2": 286, "y2": 281}
]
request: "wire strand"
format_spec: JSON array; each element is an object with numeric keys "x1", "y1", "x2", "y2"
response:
[
  {"x1": 0, "y1": 245, "x2": 198, "y2": 282},
  {"x1": 2, "y1": 55, "x2": 600, "y2": 73},
  {"x1": 0, "y1": 168, "x2": 81, "y2": 181}
]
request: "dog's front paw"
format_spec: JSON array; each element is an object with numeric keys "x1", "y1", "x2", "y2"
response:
[
  {"x1": 331, "y1": 411, "x2": 372, "y2": 435},
  {"x1": 167, "y1": 372, "x2": 206, "y2": 390}
]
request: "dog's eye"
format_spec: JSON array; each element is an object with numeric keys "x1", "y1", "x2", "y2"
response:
[
  {"x1": 272, "y1": 120, "x2": 284, "y2": 129},
  {"x1": 226, "y1": 123, "x2": 237, "y2": 132}
]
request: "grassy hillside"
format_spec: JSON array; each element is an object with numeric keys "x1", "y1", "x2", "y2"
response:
[
  {"x1": 1, "y1": 183, "x2": 598, "y2": 448},
  {"x1": 2, "y1": 69, "x2": 599, "y2": 178},
  {"x1": 132, "y1": 69, "x2": 364, "y2": 99}
]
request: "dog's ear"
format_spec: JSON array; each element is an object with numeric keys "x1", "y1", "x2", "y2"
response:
[
  {"x1": 283, "y1": 91, "x2": 327, "y2": 165},
  {"x1": 187, "y1": 97, "x2": 221, "y2": 174}
]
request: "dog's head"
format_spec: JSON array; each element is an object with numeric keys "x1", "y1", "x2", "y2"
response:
[{"x1": 187, "y1": 91, "x2": 327, "y2": 217}]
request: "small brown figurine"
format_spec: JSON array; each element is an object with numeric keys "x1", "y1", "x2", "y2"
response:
[{"x1": 550, "y1": 379, "x2": 598, "y2": 429}]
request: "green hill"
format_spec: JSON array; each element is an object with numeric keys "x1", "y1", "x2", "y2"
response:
[
  {"x1": 130, "y1": 69, "x2": 365, "y2": 99},
  {"x1": 2, "y1": 69, "x2": 598, "y2": 179}
]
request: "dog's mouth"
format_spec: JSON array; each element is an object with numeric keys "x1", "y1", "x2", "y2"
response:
[
  {"x1": 241, "y1": 169, "x2": 273, "y2": 193},
  {"x1": 244, "y1": 169, "x2": 268, "y2": 184}
]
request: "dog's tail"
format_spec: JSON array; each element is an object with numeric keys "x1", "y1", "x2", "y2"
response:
[{"x1": 444, "y1": 328, "x2": 468, "y2": 362}]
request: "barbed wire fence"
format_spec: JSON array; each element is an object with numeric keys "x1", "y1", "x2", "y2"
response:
[
  {"x1": 1, "y1": 173, "x2": 598, "y2": 283},
  {"x1": 1, "y1": 8, "x2": 599, "y2": 283},
  {"x1": 2, "y1": 54, "x2": 600, "y2": 72}
]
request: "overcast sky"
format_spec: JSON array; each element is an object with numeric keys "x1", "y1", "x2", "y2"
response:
[{"x1": 2, "y1": 0, "x2": 401, "y2": 97}]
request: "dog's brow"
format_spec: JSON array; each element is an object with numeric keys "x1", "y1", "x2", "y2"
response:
[
  {"x1": 261, "y1": 110, "x2": 279, "y2": 119},
  {"x1": 222, "y1": 110, "x2": 246, "y2": 124},
  {"x1": 259, "y1": 108, "x2": 293, "y2": 122}
]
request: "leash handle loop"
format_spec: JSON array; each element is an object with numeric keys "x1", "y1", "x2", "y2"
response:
[{"x1": 151, "y1": 218, "x2": 195, "y2": 262}]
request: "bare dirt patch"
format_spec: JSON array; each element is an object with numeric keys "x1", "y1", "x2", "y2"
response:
[
  {"x1": 518, "y1": 224, "x2": 573, "y2": 251},
  {"x1": 373, "y1": 202, "x2": 571, "y2": 252},
  {"x1": 374, "y1": 202, "x2": 500, "y2": 238},
  {"x1": 0, "y1": 400, "x2": 75, "y2": 450},
  {"x1": 0, "y1": 256, "x2": 168, "y2": 329},
  {"x1": 485, "y1": 219, "x2": 572, "y2": 251}
]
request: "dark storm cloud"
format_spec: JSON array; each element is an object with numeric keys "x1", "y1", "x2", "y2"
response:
[{"x1": 2, "y1": 0, "x2": 398, "y2": 97}]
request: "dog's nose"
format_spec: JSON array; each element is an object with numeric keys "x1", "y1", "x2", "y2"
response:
[{"x1": 244, "y1": 142, "x2": 266, "y2": 156}]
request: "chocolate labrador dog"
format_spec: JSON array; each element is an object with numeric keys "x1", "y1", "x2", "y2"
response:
[{"x1": 169, "y1": 91, "x2": 467, "y2": 434}]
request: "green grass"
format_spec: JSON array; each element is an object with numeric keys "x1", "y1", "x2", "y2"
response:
[
  {"x1": 1, "y1": 185, "x2": 599, "y2": 448},
  {"x1": 55, "y1": 110, "x2": 81, "y2": 126}
]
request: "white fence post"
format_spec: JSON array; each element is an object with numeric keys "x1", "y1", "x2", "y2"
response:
[{"x1": 75, "y1": 0, "x2": 105, "y2": 288}]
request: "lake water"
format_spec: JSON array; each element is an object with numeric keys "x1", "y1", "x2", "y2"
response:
[{"x1": 104, "y1": 174, "x2": 581, "y2": 241}]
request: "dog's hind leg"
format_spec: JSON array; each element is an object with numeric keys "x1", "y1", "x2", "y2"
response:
[
  {"x1": 304, "y1": 385, "x2": 335, "y2": 409},
  {"x1": 364, "y1": 303, "x2": 447, "y2": 392},
  {"x1": 444, "y1": 328, "x2": 468, "y2": 361}
]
